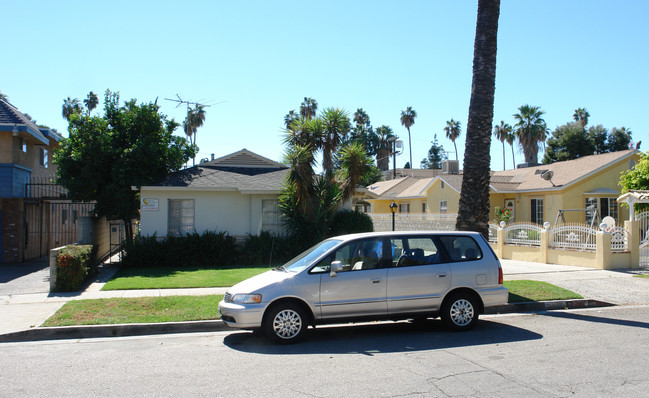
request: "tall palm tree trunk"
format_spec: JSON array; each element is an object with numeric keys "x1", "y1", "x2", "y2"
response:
[
  {"x1": 502, "y1": 141, "x2": 506, "y2": 170},
  {"x1": 456, "y1": 0, "x2": 500, "y2": 237}
]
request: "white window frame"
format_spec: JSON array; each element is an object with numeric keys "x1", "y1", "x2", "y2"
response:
[
  {"x1": 168, "y1": 199, "x2": 195, "y2": 236},
  {"x1": 439, "y1": 200, "x2": 447, "y2": 214},
  {"x1": 39, "y1": 147, "x2": 48, "y2": 168},
  {"x1": 399, "y1": 203, "x2": 410, "y2": 213},
  {"x1": 261, "y1": 199, "x2": 282, "y2": 235},
  {"x1": 531, "y1": 198, "x2": 544, "y2": 225}
]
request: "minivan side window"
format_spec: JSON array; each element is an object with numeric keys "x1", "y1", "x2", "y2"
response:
[
  {"x1": 391, "y1": 237, "x2": 441, "y2": 267},
  {"x1": 312, "y1": 238, "x2": 387, "y2": 273},
  {"x1": 438, "y1": 236, "x2": 482, "y2": 261}
]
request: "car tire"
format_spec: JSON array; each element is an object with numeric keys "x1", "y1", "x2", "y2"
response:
[
  {"x1": 263, "y1": 302, "x2": 308, "y2": 344},
  {"x1": 441, "y1": 293, "x2": 478, "y2": 331}
]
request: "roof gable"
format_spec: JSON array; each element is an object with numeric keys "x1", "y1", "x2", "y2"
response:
[
  {"x1": 0, "y1": 99, "x2": 49, "y2": 145},
  {"x1": 203, "y1": 149, "x2": 285, "y2": 169}
]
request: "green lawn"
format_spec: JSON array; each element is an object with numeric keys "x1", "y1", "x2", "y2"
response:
[
  {"x1": 504, "y1": 280, "x2": 583, "y2": 303},
  {"x1": 102, "y1": 266, "x2": 270, "y2": 290},
  {"x1": 42, "y1": 295, "x2": 223, "y2": 327},
  {"x1": 634, "y1": 274, "x2": 649, "y2": 279}
]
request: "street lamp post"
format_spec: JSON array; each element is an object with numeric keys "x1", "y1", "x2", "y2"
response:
[{"x1": 390, "y1": 202, "x2": 398, "y2": 231}]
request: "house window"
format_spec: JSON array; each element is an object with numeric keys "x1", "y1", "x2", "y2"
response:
[
  {"x1": 168, "y1": 199, "x2": 195, "y2": 236},
  {"x1": 421, "y1": 202, "x2": 427, "y2": 213},
  {"x1": 440, "y1": 201, "x2": 447, "y2": 214},
  {"x1": 585, "y1": 197, "x2": 619, "y2": 225},
  {"x1": 39, "y1": 148, "x2": 48, "y2": 168},
  {"x1": 441, "y1": 181, "x2": 445, "y2": 189},
  {"x1": 354, "y1": 204, "x2": 370, "y2": 213},
  {"x1": 262, "y1": 199, "x2": 282, "y2": 235},
  {"x1": 19, "y1": 138, "x2": 27, "y2": 153},
  {"x1": 399, "y1": 203, "x2": 410, "y2": 213},
  {"x1": 531, "y1": 198, "x2": 543, "y2": 225}
]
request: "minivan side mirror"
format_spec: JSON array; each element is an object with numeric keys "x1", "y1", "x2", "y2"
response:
[{"x1": 330, "y1": 261, "x2": 343, "y2": 277}]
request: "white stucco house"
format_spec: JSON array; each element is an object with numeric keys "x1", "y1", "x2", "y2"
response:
[{"x1": 138, "y1": 149, "x2": 288, "y2": 240}]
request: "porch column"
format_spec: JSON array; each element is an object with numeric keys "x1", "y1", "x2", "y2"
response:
[
  {"x1": 596, "y1": 230, "x2": 612, "y2": 270},
  {"x1": 625, "y1": 219, "x2": 639, "y2": 268}
]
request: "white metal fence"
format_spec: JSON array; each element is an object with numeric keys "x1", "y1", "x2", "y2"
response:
[
  {"x1": 504, "y1": 223, "x2": 543, "y2": 246},
  {"x1": 369, "y1": 213, "x2": 457, "y2": 232},
  {"x1": 636, "y1": 211, "x2": 649, "y2": 266},
  {"x1": 549, "y1": 224, "x2": 597, "y2": 251}
]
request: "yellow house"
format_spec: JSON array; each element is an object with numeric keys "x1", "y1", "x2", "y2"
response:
[{"x1": 367, "y1": 149, "x2": 640, "y2": 227}]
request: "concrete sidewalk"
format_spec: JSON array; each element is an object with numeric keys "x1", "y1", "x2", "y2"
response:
[{"x1": 1, "y1": 259, "x2": 648, "y2": 341}]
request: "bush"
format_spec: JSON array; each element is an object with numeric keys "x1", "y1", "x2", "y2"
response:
[
  {"x1": 55, "y1": 245, "x2": 95, "y2": 292},
  {"x1": 123, "y1": 230, "x2": 239, "y2": 268},
  {"x1": 240, "y1": 231, "x2": 306, "y2": 266},
  {"x1": 329, "y1": 210, "x2": 374, "y2": 236}
]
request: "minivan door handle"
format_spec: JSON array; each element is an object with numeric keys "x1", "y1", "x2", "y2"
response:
[
  {"x1": 437, "y1": 273, "x2": 447, "y2": 278},
  {"x1": 371, "y1": 279, "x2": 382, "y2": 284}
]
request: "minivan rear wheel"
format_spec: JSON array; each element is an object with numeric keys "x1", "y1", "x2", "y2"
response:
[
  {"x1": 263, "y1": 302, "x2": 307, "y2": 344},
  {"x1": 441, "y1": 293, "x2": 478, "y2": 331}
]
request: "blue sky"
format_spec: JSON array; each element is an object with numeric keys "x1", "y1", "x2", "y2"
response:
[{"x1": 2, "y1": 1, "x2": 647, "y2": 171}]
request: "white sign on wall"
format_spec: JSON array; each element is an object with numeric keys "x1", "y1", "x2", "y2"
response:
[{"x1": 141, "y1": 198, "x2": 159, "y2": 211}]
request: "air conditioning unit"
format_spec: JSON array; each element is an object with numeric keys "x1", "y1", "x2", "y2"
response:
[{"x1": 442, "y1": 160, "x2": 459, "y2": 174}]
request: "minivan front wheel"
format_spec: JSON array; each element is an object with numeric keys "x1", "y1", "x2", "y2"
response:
[
  {"x1": 441, "y1": 293, "x2": 478, "y2": 331},
  {"x1": 264, "y1": 303, "x2": 307, "y2": 344}
]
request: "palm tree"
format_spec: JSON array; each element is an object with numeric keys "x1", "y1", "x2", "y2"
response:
[
  {"x1": 183, "y1": 105, "x2": 206, "y2": 165},
  {"x1": 400, "y1": 106, "x2": 417, "y2": 172},
  {"x1": 300, "y1": 97, "x2": 318, "y2": 120},
  {"x1": 573, "y1": 107, "x2": 590, "y2": 128},
  {"x1": 337, "y1": 142, "x2": 374, "y2": 202},
  {"x1": 62, "y1": 97, "x2": 82, "y2": 121},
  {"x1": 375, "y1": 125, "x2": 395, "y2": 171},
  {"x1": 284, "y1": 110, "x2": 299, "y2": 129},
  {"x1": 513, "y1": 104, "x2": 547, "y2": 165},
  {"x1": 320, "y1": 108, "x2": 350, "y2": 177},
  {"x1": 84, "y1": 91, "x2": 99, "y2": 115},
  {"x1": 493, "y1": 121, "x2": 512, "y2": 170},
  {"x1": 0, "y1": 91, "x2": 8, "y2": 101},
  {"x1": 456, "y1": 0, "x2": 500, "y2": 236},
  {"x1": 444, "y1": 119, "x2": 462, "y2": 162},
  {"x1": 505, "y1": 126, "x2": 516, "y2": 169}
]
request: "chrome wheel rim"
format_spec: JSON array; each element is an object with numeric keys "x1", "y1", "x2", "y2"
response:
[
  {"x1": 449, "y1": 299, "x2": 474, "y2": 326},
  {"x1": 273, "y1": 309, "x2": 302, "y2": 339}
]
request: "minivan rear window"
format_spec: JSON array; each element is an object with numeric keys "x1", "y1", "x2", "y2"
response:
[{"x1": 437, "y1": 236, "x2": 482, "y2": 261}]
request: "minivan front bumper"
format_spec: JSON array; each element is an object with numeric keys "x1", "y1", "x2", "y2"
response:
[{"x1": 218, "y1": 300, "x2": 265, "y2": 329}]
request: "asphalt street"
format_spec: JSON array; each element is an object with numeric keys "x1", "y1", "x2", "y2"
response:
[{"x1": 1, "y1": 305, "x2": 648, "y2": 397}]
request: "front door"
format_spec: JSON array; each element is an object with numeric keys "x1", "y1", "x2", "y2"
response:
[{"x1": 317, "y1": 238, "x2": 389, "y2": 319}]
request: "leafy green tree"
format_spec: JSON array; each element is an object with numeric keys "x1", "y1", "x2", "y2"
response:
[
  {"x1": 513, "y1": 104, "x2": 547, "y2": 164},
  {"x1": 493, "y1": 120, "x2": 513, "y2": 170},
  {"x1": 350, "y1": 108, "x2": 378, "y2": 158},
  {"x1": 607, "y1": 127, "x2": 633, "y2": 151},
  {"x1": 543, "y1": 122, "x2": 594, "y2": 163},
  {"x1": 84, "y1": 91, "x2": 99, "y2": 115},
  {"x1": 421, "y1": 134, "x2": 446, "y2": 169},
  {"x1": 400, "y1": 106, "x2": 417, "y2": 171},
  {"x1": 573, "y1": 107, "x2": 590, "y2": 128},
  {"x1": 62, "y1": 97, "x2": 82, "y2": 121},
  {"x1": 456, "y1": 0, "x2": 500, "y2": 237},
  {"x1": 54, "y1": 90, "x2": 195, "y2": 238},
  {"x1": 588, "y1": 124, "x2": 609, "y2": 154},
  {"x1": 444, "y1": 119, "x2": 462, "y2": 162},
  {"x1": 620, "y1": 151, "x2": 649, "y2": 212}
]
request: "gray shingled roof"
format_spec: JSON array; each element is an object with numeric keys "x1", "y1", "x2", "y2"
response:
[{"x1": 150, "y1": 165, "x2": 289, "y2": 193}]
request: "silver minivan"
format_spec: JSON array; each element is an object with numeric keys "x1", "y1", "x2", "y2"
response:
[{"x1": 219, "y1": 231, "x2": 508, "y2": 343}]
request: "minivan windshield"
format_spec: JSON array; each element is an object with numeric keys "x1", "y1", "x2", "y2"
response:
[{"x1": 283, "y1": 239, "x2": 342, "y2": 273}]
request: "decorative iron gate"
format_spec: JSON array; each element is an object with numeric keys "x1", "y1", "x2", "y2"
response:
[{"x1": 636, "y1": 211, "x2": 649, "y2": 267}]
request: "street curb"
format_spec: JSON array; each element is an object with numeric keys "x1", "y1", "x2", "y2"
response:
[
  {"x1": 0, "y1": 320, "x2": 230, "y2": 343},
  {"x1": 485, "y1": 299, "x2": 614, "y2": 314},
  {"x1": 0, "y1": 299, "x2": 615, "y2": 343}
]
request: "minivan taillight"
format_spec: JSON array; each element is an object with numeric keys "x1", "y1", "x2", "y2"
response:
[{"x1": 498, "y1": 266, "x2": 504, "y2": 284}]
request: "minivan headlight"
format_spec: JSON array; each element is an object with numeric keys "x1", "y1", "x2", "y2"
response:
[{"x1": 230, "y1": 293, "x2": 262, "y2": 304}]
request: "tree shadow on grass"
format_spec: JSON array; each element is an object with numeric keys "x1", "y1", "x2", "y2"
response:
[{"x1": 223, "y1": 318, "x2": 542, "y2": 355}]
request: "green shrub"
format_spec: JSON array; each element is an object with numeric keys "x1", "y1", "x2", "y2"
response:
[
  {"x1": 329, "y1": 209, "x2": 374, "y2": 236},
  {"x1": 240, "y1": 231, "x2": 305, "y2": 266},
  {"x1": 55, "y1": 245, "x2": 95, "y2": 292},
  {"x1": 123, "y1": 230, "x2": 239, "y2": 268}
]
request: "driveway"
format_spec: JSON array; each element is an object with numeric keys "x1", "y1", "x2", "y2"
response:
[{"x1": 0, "y1": 258, "x2": 50, "y2": 296}]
